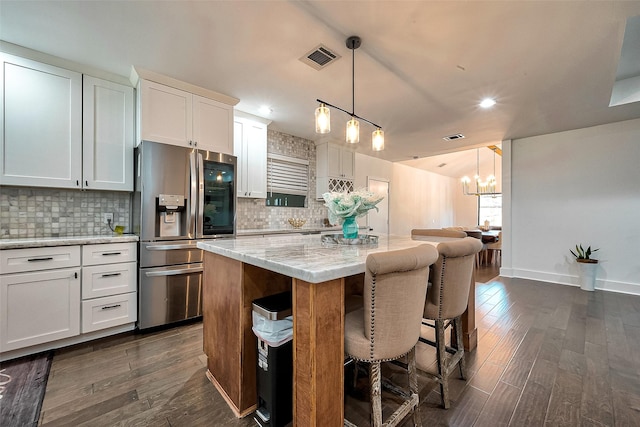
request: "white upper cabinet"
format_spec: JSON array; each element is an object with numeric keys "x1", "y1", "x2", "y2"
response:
[
  {"x1": 1, "y1": 53, "x2": 82, "y2": 188},
  {"x1": 0, "y1": 53, "x2": 134, "y2": 191},
  {"x1": 317, "y1": 142, "x2": 355, "y2": 180},
  {"x1": 193, "y1": 95, "x2": 234, "y2": 154},
  {"x1": 234, "y1": 116, "x2": 268, "y2": 198},
  {"x1": 83, "y1": 76, "x2": 134, "y2": 191},
  {"x1": 139, "y1": 79, "x2": 234, "y2": 154},
  {"x1": 140, "y1": 80, "x2": 192, "y2": 147}
]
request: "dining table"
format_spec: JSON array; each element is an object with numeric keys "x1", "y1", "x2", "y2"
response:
[{"x1": 197, "y1": 233, "x2": 478, "y2": 426}]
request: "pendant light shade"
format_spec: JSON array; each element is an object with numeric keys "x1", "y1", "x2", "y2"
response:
[
  {"x1": 346, "y1": 117, "x2": 359, "y2": 144},
  {"x1": 315, "y1": 103, "x2": 330, "y2": 134},
  {"x1": 314, "y1": 35, "x2": 385, "y2": 150},
  {"x1": 372, "y1": 128, "x2": 384, "y2": 151}
]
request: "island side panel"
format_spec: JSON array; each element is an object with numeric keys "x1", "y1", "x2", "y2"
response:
[
  {"x1": 203, "y1": 252, "x2": 244, "y2": 414},
  {"x1": 293, "y1": 278, "x2": 345, "y2": 427}
]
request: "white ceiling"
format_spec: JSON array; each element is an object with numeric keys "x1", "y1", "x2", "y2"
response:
[{"x1": 1, "y1": 1, "x2": 640, "y2": 174}]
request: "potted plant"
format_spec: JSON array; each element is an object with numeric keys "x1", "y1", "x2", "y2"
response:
[{"x1": 570, "y1": 244, "x2": 599, "y2": 291}]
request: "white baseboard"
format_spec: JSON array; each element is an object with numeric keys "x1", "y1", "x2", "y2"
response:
[{"x1": 499, "y1": 268, "x2": 640, "y2": 295}]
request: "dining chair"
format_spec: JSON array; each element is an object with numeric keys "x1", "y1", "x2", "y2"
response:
[
  {"x1": 485, "y1": 231, "x2": 502, "y2": 265},
  {"x1": 344, "y1": 244, "x2": 438, "y2": 427},
  {"x1": 411, "y1": 228, "x2": 467, "y2": 239},
  {"x1": 462, "y1": 229, "x2": 484, "y2": 268},
  {"x1": 419, "y1": 237, "x2": 483, "y2": 409}
]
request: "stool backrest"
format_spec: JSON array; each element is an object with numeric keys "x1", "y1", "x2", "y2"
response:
[
  {"x1": 363, "y1": 244, "x2": 439, "y2": 360},
  {"x1": 424, "y1": 237, "x2": 483, "y2": 321}
]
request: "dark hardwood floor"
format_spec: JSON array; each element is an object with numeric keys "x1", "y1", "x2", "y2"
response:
[{"x1": 38, "y1": 266, "x2": 640, "y2": 426}]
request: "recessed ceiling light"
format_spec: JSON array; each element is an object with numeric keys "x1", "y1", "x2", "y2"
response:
[
  {"x1": 479, "y1": 98, "x2": 496, "y2": 108},
  {"x1": 259, "y1": 105, "x2": 273, "y2": 115}
]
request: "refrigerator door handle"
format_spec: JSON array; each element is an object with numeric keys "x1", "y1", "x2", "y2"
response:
[
  {"x1": 144, "y1": 266, "x2": 204, "y2": 277},
  {"x1": 145, "y1": 244, "x2": 197, "y2": 251},
  {"x1": 189, "y1": 151, "x2": 197, "y2": 237},
  {"x1": 197, "y1": 152, "x2": 205, "y2": 238}
]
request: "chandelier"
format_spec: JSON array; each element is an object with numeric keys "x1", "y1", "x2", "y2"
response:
[
  {"x1": 461, "y1": 147, "x2": 500, "y2": 196},
  {"x1": 315, "y1": 36, "x2": 384, "y2": 151}
]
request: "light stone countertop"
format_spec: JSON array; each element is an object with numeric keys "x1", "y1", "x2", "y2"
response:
[
  {"x1": 0, "y1": 235, "x2": 139, "y2": 250},
  {"x1": 198, "y1": 233, "x2": 451, "y2": 284},
  {"x1": 236, "y1": 226, "x2": 344, "y2": 236}
]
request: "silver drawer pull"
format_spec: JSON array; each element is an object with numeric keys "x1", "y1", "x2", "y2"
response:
[
  {"x1": 28, "y1": 257, "x2": 53, "y2": 262},
  {"x1": 101, "y1": 252, "x2": 122, "y2": 256},
  {"x1": 101, "y1": 272, "x2": 122, "y2": 278},
  {"x1": 102, "y1": 304, "x2": 121, "y2": 310}
]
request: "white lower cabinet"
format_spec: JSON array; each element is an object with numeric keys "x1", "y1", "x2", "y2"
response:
[
  {"x1": 0, "y1": 242, "x2": 138, "y2": 356},
  {"x1": 81, "y1": 242, "x2": 137, "y2": 333},
  {"x1": 0, "y1": 247, "x2": 81, "y2": 352}
]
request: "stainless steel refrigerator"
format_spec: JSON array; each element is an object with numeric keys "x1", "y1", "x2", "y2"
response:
[{"x1": 133, "y1": 141, "x2": 236, "y2": 329}]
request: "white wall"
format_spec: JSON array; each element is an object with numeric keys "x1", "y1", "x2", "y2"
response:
[
  {"x1": 502, "y1": 118, "x2": 640, "y2": 294},
  {"x1": 355, "y1": 153, "x2": 457, "y2": 236}
]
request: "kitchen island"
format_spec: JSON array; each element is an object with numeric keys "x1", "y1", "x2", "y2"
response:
[{"x1": 198, "y1": 233, "x2": 477, "y2": 426}]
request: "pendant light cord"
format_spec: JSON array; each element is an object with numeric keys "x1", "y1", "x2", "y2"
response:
[{"x1": 351, "y1": 41, "x2": 355, "y2": 116}]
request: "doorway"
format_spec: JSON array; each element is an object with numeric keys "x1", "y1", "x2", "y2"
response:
[{"x1": 367, "y1": 177, "x2": 389, "y2": 234}]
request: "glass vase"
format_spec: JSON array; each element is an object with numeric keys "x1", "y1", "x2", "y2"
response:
[{"x1": 342, "y1": 215, "x2": 359, "y2": 239}]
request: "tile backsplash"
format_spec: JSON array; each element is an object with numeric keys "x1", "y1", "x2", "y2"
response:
[
  {"x1": 1, "y1": 130, "x2": 331, "y2": 239},
  {"x1": 0, "y1": 187, "x2": 130, "y2": 239}
]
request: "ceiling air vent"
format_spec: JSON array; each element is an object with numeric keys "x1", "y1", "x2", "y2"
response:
[
  {"x1": 442, "y1": 133, "x2": 465, "y2": 141},
  {"x1": 300, "y1": 44, "x2": 341, "y2": 70}
]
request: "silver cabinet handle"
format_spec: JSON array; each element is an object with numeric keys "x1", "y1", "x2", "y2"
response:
[
  {"x1": 102, "y1": 304, "x2": 121, "y2": 310},
  {"x1": 28, "y1": 257, "x2": 53, "y2": 262},
  {"x1": 101, "y1": 252, "x2": 122, "y2": 256},
  {"x1": 145, "y1": 266, "x2": 203, "y2": 277},
  {"x1": 145, "y1": 244, "x2": 197, "y2": 251}
]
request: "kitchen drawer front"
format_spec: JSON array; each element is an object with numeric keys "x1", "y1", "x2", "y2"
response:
[
  {"x1": 82, "y1": 242, "x2": 136, "y2": 266},
  {"x1": 82, "y1": 262, "x2": 137, "y2": 299},
  {"x1": 0, "y1": 246, "x2": 81, "y2": 274},
  {"x1": 82, "y1": 292, "x2": 137, "y2": 333}
]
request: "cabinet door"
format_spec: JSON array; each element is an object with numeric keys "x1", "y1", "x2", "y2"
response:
[
  {"x1": 1, "y1": 53, "x2": 82, "y2": 188},
  {"x1": 233, "y1": 120, "x2": 247, "y2": 197},
  {"x1": 140, "y1": 80, "x2": 192, "y2": 147},
  {"x1": 340, "y1": 149, "x2": 355, "y2": 180},
  {"x1": 245, "y1": 121, "x2": 267, "y2": 198},
  {"x1": 83, "y1": 76, "x2": 134, "y2": 191},
  {"x1": 326, "y1": 143, "x2": 343, "y2": 177},
  {"x1": 0, "y1": 268, "x2": 80, "y2": 352},
  {"x1": 193, "y1": 94, "x2": 233, "y2": 154}
]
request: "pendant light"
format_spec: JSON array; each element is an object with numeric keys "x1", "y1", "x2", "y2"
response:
[
  {"x1": 462, "y1": 148, "x2": 500, "y2": 196},
  {"x1": 315, "y1": 36, "x2": 384, "y2": 150}
]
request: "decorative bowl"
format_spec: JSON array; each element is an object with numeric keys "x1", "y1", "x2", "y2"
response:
[{"x1": 288, "y1": 218, "x2": 306, "y2": 228}]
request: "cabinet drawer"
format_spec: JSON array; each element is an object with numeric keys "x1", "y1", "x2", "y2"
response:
[
  {"x1": 82, "y1": 262, "x2": 137, "y2": 299},
  {"x1": 82, "y1": 242, "x2": 136, "y2": 266},
  {"x1": 82, "y1": 292, "x2": 137, "y2": 333},
  {"x1": 1, "y1": 246, "x2": 81, "y2": 274}
]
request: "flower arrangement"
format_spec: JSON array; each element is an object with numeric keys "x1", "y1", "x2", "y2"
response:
[{"x1": 322, "y1": 189, "x2": 384, "y2": 225}]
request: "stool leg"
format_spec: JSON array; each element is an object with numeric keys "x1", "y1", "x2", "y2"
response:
[
  {"x1": 435, "y1": 319, "x2": 450, "y2": 409},
  {"x1": 407, "y1": 347, "x2": 422, "y2": 426},
  {"x1": 370, "y1": 362, "x2": 383, "y2": 427},
  {"x1": 454, "y1": 316, "x2": 467, "y2": 380}
]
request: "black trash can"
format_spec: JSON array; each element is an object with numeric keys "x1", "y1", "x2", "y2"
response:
[{"x1": 252, "y1": 291, "x2": 293, "y2": 427}]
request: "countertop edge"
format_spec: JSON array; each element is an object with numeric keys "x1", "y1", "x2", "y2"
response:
[{"x1": 0, "y1": 235, "x2": 139, "y2": 250}]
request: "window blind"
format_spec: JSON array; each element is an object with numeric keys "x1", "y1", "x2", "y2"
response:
[{"x1": 267, "y1": 153, "x2": 309, "y2": 196}]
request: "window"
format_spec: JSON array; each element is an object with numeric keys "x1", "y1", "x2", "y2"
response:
[
  {"x1": 478, "y1": 194, "x2": 502, "y2": 226},
  {"x1": 266, "y1": 153, "x2": 309, "y2": 208}
]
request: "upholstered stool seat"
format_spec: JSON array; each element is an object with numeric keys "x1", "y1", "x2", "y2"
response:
[{"x1": 344, "y1": 244, "x2": 438, "y2": 427}]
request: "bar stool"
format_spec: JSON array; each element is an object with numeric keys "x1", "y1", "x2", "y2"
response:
[
  {"x1": 344, "y1": 244, "x2": 438, "y2": 427},
  {"x1": 419, "y1": 237, "x2": 482, "y2": 408}
]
